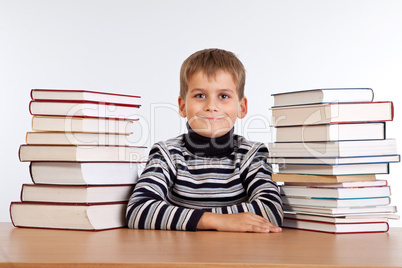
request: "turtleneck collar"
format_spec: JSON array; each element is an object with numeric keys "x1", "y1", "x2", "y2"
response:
[{"x1": 184, "y1": 123, "x2": 235, "y2": 157}]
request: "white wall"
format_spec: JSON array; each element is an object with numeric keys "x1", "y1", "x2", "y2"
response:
[{"x1": 1, "y1": 0, "x2": 402, "y2": 226}]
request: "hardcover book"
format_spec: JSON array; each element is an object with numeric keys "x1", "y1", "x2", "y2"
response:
[
  {"x1": 271, "y1": 101, "x2": 393, "y2": 127},
  {"x1": 271, "y1": 88, "x2": 374, "y2": 107}
]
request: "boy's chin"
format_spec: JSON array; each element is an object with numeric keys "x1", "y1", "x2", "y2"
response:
[{"x1": 192, "y1": 128, "x2": 232, "y2": 138}]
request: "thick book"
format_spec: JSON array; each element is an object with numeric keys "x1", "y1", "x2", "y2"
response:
[
  {"x1": 274, "y1": 122, "x2": 385, "y2": 142},
  {"x1": 26, "y1": 132, "x2": 131, "y2": 146},
  {"x1": 19, "y1": 145, "x2": 147, "y2": 162},
  {"x1": 283, "y1": 204, "x2": 398, "y2": 216},
  {"x1": 272, "y1": 173, "x2": 377, "y2": 183},
  {"x1": 29, "y1": 100, "x2": 140, "y2": 120},
  {"x1": 281, "y1": 196, "x2": 391, "y2": 208},
  {"x1": 283, "y1": 180, "x2": 388, "y2": 188},
  {"x1": 29, "y1": 162, "x2": 139, "y2": 185},
  {"x1": 280, "y1": 185, "x2": 391, "y2": 198},
  {"x1": 283, "y1": 212, "x2": 399, "y2": 223},
  {"x1": 277, "y1": 163, "x2": 390, "y2": 176},
  {"x1": 10, "y1": 201, "x2": 127, "y2": 231},
  {"x1": 269, "y1": 155, "x2": 400, "y2": 165},
  {"x1": 282, "y1": 218, "x2": 389, "y2": 234},
  {"x1": 268, "y1": 139, "x2": 397, "y2": 158},
  {"x1": 271, "y1": 88, "x2": 374, "y2": 107},
  {"x1": 271, "y1": 101, "x2": 393, "y2": 127},
  {"x1": 20, "y1": 184, "x2": 135, "y2": 203},
  {"x1": 31, "y1": 89, "x2": 141, "y2": 106},
  {"x1": 31, "y1": 116, "x2": 136, "y2": 134}
]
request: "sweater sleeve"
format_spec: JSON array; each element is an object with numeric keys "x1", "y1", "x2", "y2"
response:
[
  {"x1": 210, "y1": 143, "x2": 284, "y2": 227},
  {"x1": 126, "y1": 143, "x2": 205, "y2": 231}
]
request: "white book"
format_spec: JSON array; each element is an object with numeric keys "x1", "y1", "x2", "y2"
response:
[
  {"x1": 274, "y1": 122, "x2": 385, "y2": 142},
  {"x1": 30, "y1": 100, "x2": 140, "y2": 120},
  {"x1": 280, "y1": 185, "x2": 391, "y2": 198},
  {"x1": 21, "y1": 184, "x2": 135, "y2": 203},
  {"x1": 283, "y1": 204, "x2": 397, "y2": 215},
  {"x1": 31, "y1": 116, "x2": 135, "y2": 134},
  {"x1": 282, "y1": 218, "x2": 389, "y2": 234},
  {"x1": 281, "y1": 196, "x2": 391, "y2": 208},
  {"x1": 268, "y1": 139, "x2": 397, "y2": 158},
  {"x1": 277, "y1": 163, "x2": 390, "y2": 176},
  {"x1": 10, "y1": 202, "x2": 127, "y2": 231},
  {"x1": 271, "y1": 101, "x2": 393, "y2": 127},
  {"x1": 272, "y1": 88, "x2": 374, "y2": 107},
  {"x1": 29, "y1": 162, "x2": 140, "y2": 185},
  {"x1": 19, "y1": 145, "x2": 146, "y2": 162},
  {"x1": 270, "y1": 155, "x2": 400, "y2": 165},
  {"x1": 26, "y1": 132, "x2": 131, "y2": 146}
]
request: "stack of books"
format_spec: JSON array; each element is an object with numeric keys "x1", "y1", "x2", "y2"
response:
[
  {"x1": 268, "y1": 88, "x2": 400, "y2": 234},
  {"x1": 10, "y1": 89, "x2": 147, "y2": 231}
]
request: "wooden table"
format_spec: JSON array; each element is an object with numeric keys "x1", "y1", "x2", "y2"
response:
[{"x1": 1, "y1": 222, "x2": 401, "y2": 267}]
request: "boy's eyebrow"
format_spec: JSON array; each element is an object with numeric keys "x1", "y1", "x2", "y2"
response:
[{"x1": 188, "y1": 88, "x2": 236, "y2": 94}]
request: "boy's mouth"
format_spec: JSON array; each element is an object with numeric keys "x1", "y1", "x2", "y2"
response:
[{"x1": 198, "y1": 115, "x2": 226, "y2": 121}]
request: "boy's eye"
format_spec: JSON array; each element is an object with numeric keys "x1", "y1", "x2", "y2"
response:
[
  {"x1": 194, "y1": 93, "x2": 205, "y2": 98},
  {"x1": 220, "y1": 94, "x2": 230, "y2": 99}
]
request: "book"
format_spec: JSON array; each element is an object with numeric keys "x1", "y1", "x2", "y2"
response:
[
  {"x1": 281, "y1": 196, "x2": 391, "y2": 208},
  {"x1": 29, "y1": 100, "x2": 140, "y2": 120},
  {"x1": 271, "y1": 88, "x2": 374, "y2": 107},
  {"x1": 282, "y1": 217, "x2": 389, "y2": 234},
  {"x1": 267, "y1": 154, "x2": 401, "y2": 165},
  {"x1": 284, "y1": 180, "x2": 388, "y2": 188},
  {"x1": 274, "y1": 122, "x2": 385, "y2": 142},
  {"x1": 283, "y1": 204, "x2": 397, "y2": 216},
  {"x1": 31, "y1": 116, "x2": 136, "y2": 134},
  {"x1": 283, "y1": 211, "x2": 399, "y2": 223},
  {"x1": 269, "y1": 155, "x2": 400, "y2": 165},
  {"x1": 271, "y1": 101, "x2": 393, "y2": 127},
  {"x1": 20, "y1": 184, "x2": 135, "y2": 203},
  {"x1": 31, "y1": 89, "x2": 141, "y2": 106},
  {"x1": 29, "y1": 162, "x2": 139, "y2": 185},
  {"x1": 272, "y1": 173, "x2": 377, "y2": 183},
  {"x1": 19, "y1": 145, "x2": 147, "y2": 162},
  {"x1": 268, "y1": 139, "x2": 397, "y2": 158},
  {"x1": 10, "y1": 201, "x2": 127, "y2": 230},
  {"x1": 26, "y1": 132, "x2": 130, "y2": 146},
  {"x1": 280, "y1": 185, "x2": 391, "y2": 199},
  {"x1": 277, "y1": 163, "x2": 390, "y2": 175}
]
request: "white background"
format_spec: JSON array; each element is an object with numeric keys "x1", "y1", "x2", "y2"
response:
[{"x1": 1, "y1": 0, "x2": 402, "y2": 226}]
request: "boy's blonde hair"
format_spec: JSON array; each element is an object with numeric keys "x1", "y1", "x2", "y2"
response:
[{"x1": 180, "y1": 48, "x2": 246, "y2": 100}]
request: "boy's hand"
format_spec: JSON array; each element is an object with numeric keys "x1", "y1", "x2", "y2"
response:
[{"x1": 197, "y1": 212, "x2": 282, "y2": 233}]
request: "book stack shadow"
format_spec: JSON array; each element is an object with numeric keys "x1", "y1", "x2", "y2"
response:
[
  {"x1": 10, "y1": 89, "x2": 147, "y2": 231},
  {"x1": 269, "y1": 88, "x2": 400, "y2": 234}
]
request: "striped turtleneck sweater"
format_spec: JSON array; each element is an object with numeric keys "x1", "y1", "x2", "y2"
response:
[{"x1": 126, "y1": 125, "x2": 283, "y2": 231}]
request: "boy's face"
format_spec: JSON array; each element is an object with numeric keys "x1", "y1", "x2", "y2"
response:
[{"x1": 178, "y1": 70, "x2": 247, "y2": 138}]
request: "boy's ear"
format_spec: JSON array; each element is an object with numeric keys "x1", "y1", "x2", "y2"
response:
[
  {"x1": 237, "y1": 97, "x2": 248, "y2": 119},
  {"x1": 178, "y1": 96, "x2": 187, "y2": 118}
]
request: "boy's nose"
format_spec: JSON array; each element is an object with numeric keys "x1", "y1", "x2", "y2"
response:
[{"x1": 205, "y1": 99, "x2": 219, "y2": 112}]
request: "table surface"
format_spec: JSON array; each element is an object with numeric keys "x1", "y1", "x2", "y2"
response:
[{"x1": 1, "y1": 222, "x2": 402, "y2": 267}]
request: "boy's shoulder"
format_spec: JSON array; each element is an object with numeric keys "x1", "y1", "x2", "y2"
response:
[
  {"x1": 234, "y1": 134, "x2": 268, "y2": 152},
  {"x1": 151, "y1": 134, "x2": 185, "y2": 152}
]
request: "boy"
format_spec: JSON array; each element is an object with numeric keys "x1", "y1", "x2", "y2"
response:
[{"x1": 126, "y1": 49, "x2": 283, "y2": 233}]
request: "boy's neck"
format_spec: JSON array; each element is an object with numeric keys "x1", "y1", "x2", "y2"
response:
[{"x1": 184, "y1": 123, "x2": 234, "y2": 157}]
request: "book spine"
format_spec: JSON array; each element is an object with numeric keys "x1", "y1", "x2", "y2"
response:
[
  {"x1": 31, "y1": 89, "x2": 141, "y2": 99},
  {"x1": 31, "y1": 99, "x2": 141, "y2": 108}
]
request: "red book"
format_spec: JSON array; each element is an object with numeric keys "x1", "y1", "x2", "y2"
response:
[
  {"x1": 31, "y1": 89, "x2": 141, "y2": 106},
  {"x1": 29, "y1": 100, "x2": 140, "y2": 120}
]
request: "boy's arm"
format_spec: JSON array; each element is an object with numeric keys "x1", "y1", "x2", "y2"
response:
[
  {"x1": 198, "y1": 144, "x2": 283, "y2": 233},
  {"x1": 126, "y1": 144, "x2": 204, "y2": 231}
]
